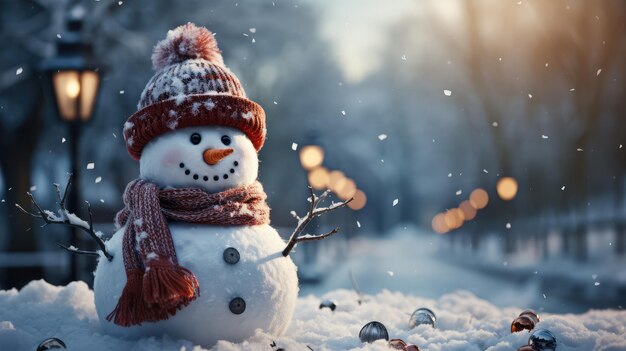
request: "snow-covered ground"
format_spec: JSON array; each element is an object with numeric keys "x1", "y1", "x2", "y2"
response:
[
  {"x1": 301, "y1": 227, "x2": 576, "y2": 312},
  {"x1": 1, "y1": 279, "x2": 625, "y2": 350},
  {"x1": 1, "y1": 229, "x2": 624, "y2": 350}
]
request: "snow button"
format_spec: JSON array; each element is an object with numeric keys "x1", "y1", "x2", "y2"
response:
[
  {"x1": 223, "y1": 247, "x2": 240, "y2": 264},
  {"x1": 229, "y1": 297, "x2": 246, "y2": 314}
]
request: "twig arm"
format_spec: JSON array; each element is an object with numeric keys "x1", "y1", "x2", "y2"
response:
[
  {"x1": 16, "y1": 174, "x2": 113, "y2": 261},
  {"x1": 282, "y1": 187, "x2": 352, "y2": 257}
]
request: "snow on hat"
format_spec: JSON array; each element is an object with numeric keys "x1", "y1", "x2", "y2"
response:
[{"x1": 123, "y1": 23, "x2": 266, "y2": 160}]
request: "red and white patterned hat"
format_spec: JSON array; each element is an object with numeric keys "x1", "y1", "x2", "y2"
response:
[{"x1": 123, "y1": 23, "x2": 266, "y2": 160}]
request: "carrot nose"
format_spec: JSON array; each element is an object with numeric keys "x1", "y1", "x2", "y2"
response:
[{"x1": 203, "y1": 148, "x2": 233, "y2": 165}]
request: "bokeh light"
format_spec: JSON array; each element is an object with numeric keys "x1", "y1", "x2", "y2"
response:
[
  {"x1": 444, "y1": 208, "x2": 464, "y2": 229},
  {"x1": 299, "y1": 145, "x2": 324, "y2": 170},
  {"x1": 459, "y1": 200, "x2": 477, "y2": 221},
  {"x1": 336, "y1": 178, "x2": 357, "y2": 200},
  {"x1": 432, "y1": 213, "x2": 449, "y2": 234},
  {"x1": 307, "y1": 167, "x2": 330, "y2": 190},
  {"x1": 328, "y1": 170, "x2": 346, "y2": 190},
  {"x1": 469, "y1": 188, "x2": 489, "y2": 209},
  {"x1": 348, "y1": 190, "x2": 367, "y2": 210},
  {"x1": 496, "y1": 177, "x2": 518, "y2": 201}
]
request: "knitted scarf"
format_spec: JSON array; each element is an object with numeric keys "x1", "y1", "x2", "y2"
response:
[{"x1": 106, "y1": 179, "x2": 270, "y2": 327}]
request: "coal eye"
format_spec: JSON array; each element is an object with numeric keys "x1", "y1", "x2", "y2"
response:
[
  {"x1": 221, "y1": 135, "x2": 231, "y2": 146},
  {"x1": 190, "y1": 133, "x2": 202, "y2": 145}
]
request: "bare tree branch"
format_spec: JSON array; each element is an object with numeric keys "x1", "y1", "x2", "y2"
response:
[
  {"x1": 16, "y1": 174, "x2": 113, "y2": 261},
  {"x1": 282, "y1": 187, "x2": 352, "y2": 257},
  {"x1": 57, "y1": 243, "x2": 100, "y2": 257}
]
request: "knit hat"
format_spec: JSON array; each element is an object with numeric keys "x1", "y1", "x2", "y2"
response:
[{"x1": 123, "y1": 23, "x2": 266, "y2": 160}]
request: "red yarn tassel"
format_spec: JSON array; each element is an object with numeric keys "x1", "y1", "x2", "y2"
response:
[
  {"x1": 106, "y1": 269, "x2": 150, "y2": 327},
  {"x1": 142, "y1": 259, "x2": 200, "y2": 309}
]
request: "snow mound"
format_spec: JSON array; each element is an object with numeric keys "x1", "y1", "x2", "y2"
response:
[{"x1": 1, "y1": 280, "x2": 624, "y2": 351}]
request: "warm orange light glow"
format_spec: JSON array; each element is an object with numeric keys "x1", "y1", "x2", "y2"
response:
[
  {"x1": 348, "y1": 189, "x2": 367, "y2": 210},
  {"x1": 497, "y1": 177, "x2": 518, "y2": 201},
  {"x1": 432, "y1": 213, "x2": 449, "y2": 234},
  {"x1": 459, "y1": 200, "x2": 477, "y2": 220},
  {"x1": 469, "y1": 188, "x2": 489, "y2": 209},
  {"x1": 299, "y1": 145, "x2": 324, "y2": 170},
  {"x1": 336, "y1": 178, "x2": 357, "y2": 200},
  {"x1": 328, "y1": 170, "x2": 345, "y2": 190},
  {"x1": 52, "y1": 70, "x2": 100, "y2": 121},
  {"x1": 66, "y1": 78, "x2": 80, "y2": 98},
  {"x1": 444, "y1": 208, "x2": 464, "y2": 229},
  {"x1": 307, "y1": 167, "x2": 330, "y2": 190}
]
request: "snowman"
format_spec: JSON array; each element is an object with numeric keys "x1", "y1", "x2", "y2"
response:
[
  {"x1": 54, "y1": 23, "x2": 348, "y2": 346},
  {"x1": 20, "y1": 22, "x2": 348, "y2": 346}
]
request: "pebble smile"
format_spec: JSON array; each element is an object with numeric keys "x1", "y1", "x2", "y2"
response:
[{"x1": 179, "y1": 160, "x2": 239, "y2": 182}]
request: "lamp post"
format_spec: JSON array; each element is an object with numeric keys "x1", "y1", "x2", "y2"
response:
[{"x1": 40, "y1": 10, "x2": 102, "y2": 282}]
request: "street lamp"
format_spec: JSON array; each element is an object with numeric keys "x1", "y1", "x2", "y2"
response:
[{"x1": 40, "y1": 9, "x2": 102, "y2": 282}]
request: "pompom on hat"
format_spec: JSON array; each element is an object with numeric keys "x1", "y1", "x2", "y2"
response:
[{"x1": 123, "y1": 23, "x2": 266, "y2": 160}]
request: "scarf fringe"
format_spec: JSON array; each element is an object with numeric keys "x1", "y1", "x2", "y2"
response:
[
  {"x1": 106, "y1": 270, "x2": 150, "y2": 327},
  {"x1": 143, "y1": 259, "x2": 200, "y2": 306}
]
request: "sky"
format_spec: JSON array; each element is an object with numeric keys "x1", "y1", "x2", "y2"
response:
[
  {"x1": 307, "y1": 0, "x2": 462, "y2": 83},
  {"x1": 307, "y1": 0, "x2": 420, "y2": 82}
]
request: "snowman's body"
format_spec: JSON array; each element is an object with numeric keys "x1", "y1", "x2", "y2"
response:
[{"x1": 94, "y1": 223, "x2": 298, "y2": 345}]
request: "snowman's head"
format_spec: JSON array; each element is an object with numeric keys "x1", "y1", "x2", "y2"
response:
[{"x1": 139, "y1": 126, "x2": 258, "y2": 193}]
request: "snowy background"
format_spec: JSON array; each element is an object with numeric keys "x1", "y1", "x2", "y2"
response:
[{"x1": 1, "y1": 0, "x2": 626, "y2": 350}]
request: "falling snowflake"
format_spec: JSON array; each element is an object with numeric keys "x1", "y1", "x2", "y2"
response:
[
  {"x1": 95, "y1": 177, "x2": 102, "y2": 184},
  {"x1": 249, "y1": 28, "x2": 256, "y2": 33},
  {"x1": 291, "y1": 143, "x2": 298, "y2": 151},
  {"x1": 356, "y1": 221, "x2": 361, "y2": 228},
  {"x1": 483, "y1": 169, "x2": 489, "y2": 174},
  {"x1": 542, "y1": 135, "x2": 549, "y2": 139},
  {"x1": 61, "y1": 138, "x2": 66, "y2": 143},
  {"x1": 16, "y1": 67, "x2": 23, "y2": 75},
  {"x1": 119, "y1": 90, "x2": 125, "y2": 94},
  {"x1": 392, "y1": 199, "x2": 399, "y2": 206},
  {"x1": 341, "y1": 110, "x2": 346, "y2": 116},
  {"x1": 528, "y1": 93, "x2": 533, "y2": 99},
  {"x1": 443, "y1": 89, "x2": 452, "y2": 96},
  {"x1": 506, "y1": 222, "x2": 511, "y2": 229},
  {"x1": 401, "y1": 54, "x2": 407, "y2": 61},
  {"x1": 594, "y1": 282, "x2": 600, "y2": 286},
  {"x1": 596, "y1": 68, "x2": 602, "y2": 76},
  {"x1": 448, "y1": 173, "x2": 452, "y2": 178},
  {"x1": 561, "y1": 186, "x2": 566, "y2": 191},
  {"x1": 378, "y1": 134, "x2": 387, "y2": 141},
  {"x1": 29, "y1": 185, "x2": 37, "y2": 192},
  {"x1": 387, "y1": 271, "x2": 394, "y2": 277},
  {"x1": 455, "y1": 190, "x2": 462, "y2": 196},
  {"x1": 492, "y1": 121, "x2": 498, "y2": 127},
  {"x1": 86, "y1": 163, "x2": 95, "y2": 170}
]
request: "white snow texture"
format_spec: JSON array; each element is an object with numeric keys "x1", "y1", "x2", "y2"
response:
[{"x1": 1, "y1": 280, "x2": 624, "y2": 350}]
